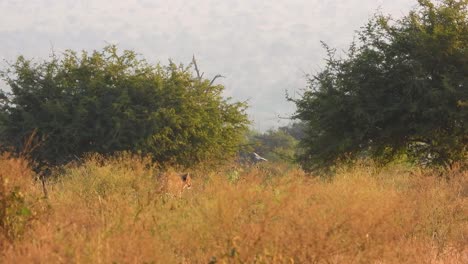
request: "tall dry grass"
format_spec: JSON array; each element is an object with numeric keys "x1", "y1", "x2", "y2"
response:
[
  {"x1": 0, "y1": 153, "x2": 44, "y2": 247},
  {"x1": 1, "y1": 154, "x2": 467, "y2": 263}
]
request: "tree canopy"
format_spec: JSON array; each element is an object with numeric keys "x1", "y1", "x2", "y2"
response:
[
  {"x1": 0, "y1": 46, "x2": 249, "y2": 167},
  {"x1": 292, "y1": 0, "x2": 467, "y2": 171}
]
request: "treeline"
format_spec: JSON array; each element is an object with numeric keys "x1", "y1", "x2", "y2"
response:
[
  {"x1": 0, "y1": 0, "x2": 466, "y2": 172},
  {"x1": 245, "y1": 122, "x2": 306, "y2": 163}
]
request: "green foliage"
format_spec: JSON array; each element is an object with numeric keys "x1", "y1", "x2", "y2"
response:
[
  {"x1": 0, "y1": 46, "x2": 249, "y2": 167},
  {"x1": 248, "y1": 128, "x2": 298, "y2": 162},
  {"x1": 278, "y1": 122, "x2": 307, "y2": 141},
  {"x1": 292, "y1": 0, "x2": 467, "y2": 171}
]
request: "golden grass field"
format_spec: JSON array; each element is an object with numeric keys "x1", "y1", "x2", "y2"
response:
[{"x1": 1, "y1": 153, "x2": 467, "y2": 263}]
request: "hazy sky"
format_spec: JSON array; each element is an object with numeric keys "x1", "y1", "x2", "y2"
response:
[{"x1": 0, "y1": 0, "x2": 415, "y2": 131}]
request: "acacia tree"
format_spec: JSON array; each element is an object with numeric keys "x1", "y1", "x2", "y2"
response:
[
  {"x1": 292, "y1": 0, "x2": 467, "y2": 171},
  {"x1": 0, "y1": 46, "x2": 249, "y2": 167}
]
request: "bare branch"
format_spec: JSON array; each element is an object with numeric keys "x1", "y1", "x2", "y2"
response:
[
  {"x1": 209, "y1": 74, "x2": 226, "y2": 86},
  {"x1": 192, "y1": 56, "x2": 225, "y2": 86},
  {"x1": 192, "y1": 55, "x2": 203, "y2": 80}
]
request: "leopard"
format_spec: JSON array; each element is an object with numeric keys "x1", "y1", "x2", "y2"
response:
[{"x1": 157, "y1": 170, "x2": 192, "y2": 198}]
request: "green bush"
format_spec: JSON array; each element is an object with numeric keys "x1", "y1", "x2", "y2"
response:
[
  {"x1": 292, "y1": 0, "x2": 467, "y2": 171},
  {"x1": 0, "y1": 46, "x2": 249, "y2": 167}
]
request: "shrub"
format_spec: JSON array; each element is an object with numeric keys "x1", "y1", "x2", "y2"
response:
[
  {"x1": 0, "y1": 46, "x2": 249, "y2": 167},
  {"x1": 292, "y1": 0, "x2": 467, "y2": 170}
]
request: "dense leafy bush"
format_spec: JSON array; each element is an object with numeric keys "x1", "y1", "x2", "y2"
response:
[
  {"x1": 0, "y1": 46, "x2": 249, "y2": 167},
  {"x1": 292, "y1": 0, "x2": 467, "y2": 170}
]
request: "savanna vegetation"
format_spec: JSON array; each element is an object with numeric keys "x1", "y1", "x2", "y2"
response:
[
  {"x1": 245, "y1": 127, "x2": 299, "y2": 163},
  {"x1": 0, "y1": 0, "x2": 467, "y2": 263},
  {"x1": 292, "y1": 0, "x2": 467, "y2": 171},
  {"x1": 0, "y1": 46, "x2": 249, "y2": 168},
  {"x1": 0, "y1": 153, "x2": 466, "y2": 263}
]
